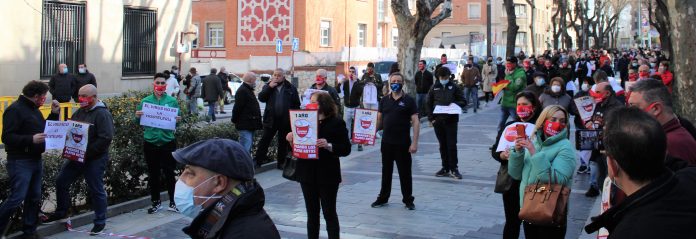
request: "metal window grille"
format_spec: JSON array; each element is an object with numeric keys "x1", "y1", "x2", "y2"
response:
[
  {"x1": 123, "y1": 7, "x2": 157, "y2": 76},
  {"x1": 40, "y1": 1, "x2": 86, "y2": 78}
]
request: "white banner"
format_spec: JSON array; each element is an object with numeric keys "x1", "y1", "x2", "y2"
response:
[
  {"x1": 140, "y1": 103, "x2": 178, "y2": 130},
  {"x1": 496, "y1": 122, "x2": 535, "y2": 152},
  {"x1": 574, "y1": 96, "x2": 596, "y2": 124},
  {"x1": 44, "y1": 121, "x2": 71, "y2": 150}
]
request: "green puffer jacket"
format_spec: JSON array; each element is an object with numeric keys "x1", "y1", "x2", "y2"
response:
[
  {"x1": 501, "y1": 67, "x2": 527, "y2": 108},
  {"x1": 137, "y1": 94, "x2": 181, "y2": 146}
]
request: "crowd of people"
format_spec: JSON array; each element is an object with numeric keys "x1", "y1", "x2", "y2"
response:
[{"x1": 2, "y1": 46, "x2": 696, "y2": 239}]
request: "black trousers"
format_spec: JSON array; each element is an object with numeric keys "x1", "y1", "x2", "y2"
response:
[
  {"x1": 255, "y1": 123, "x2": 291, "y2": 166},
  {"x1": 378, "y1": 143, "x2": 414, "y2": 204},
  {"x1": 434, "y1": 120, "x2": 459, "y2": 170},
  {"x1": 523, "y1": 222, "x2": 567, "y2": 239},
  {"x1": 502, "y1": 180, "x2": 521, "y2": 239},
  {"x1": 483, "y1": 92, "x2": 494, "y2": 103},
  {"x1": 144, "y1": 140, "x2": 177, "y2": 203},
  {"x1": 300, "y1": 183, "x2": 340, "y2": 239}
]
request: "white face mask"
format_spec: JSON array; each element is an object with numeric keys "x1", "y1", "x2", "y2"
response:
[
  {"x1": 174, "y1": 175, "x2": 223, "y2": 218},
  {"x1": 551, "y1": 85, "x2": 562, "y2": 93},
  {"x1": 581, "y1": 84, "x2": 590, "y2": 92}
]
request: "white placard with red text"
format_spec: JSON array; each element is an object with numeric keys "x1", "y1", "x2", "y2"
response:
[
  {"x1": 290, "y1": 110, "x2": 318, "y2": 159},
  {"x1": 495, "y1": 122, "x2": 535, "y2": 152},
  {"x1": 62, "y1": 121, "x2": 90, "y2": 163},
  {"x1": 574, "y1": 96, "x2": 596, "y2": 124},
  {"x1": 352, "y1": 108, "x2": 378, "y2": 145}
]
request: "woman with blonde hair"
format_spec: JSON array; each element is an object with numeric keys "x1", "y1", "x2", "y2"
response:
[{"x1": 508, "y1": 105, "x2": 576, "y2": 239}]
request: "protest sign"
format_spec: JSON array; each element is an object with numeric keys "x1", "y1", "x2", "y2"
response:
[
  {"x1": 290, "y1": 110, "x2": 318, "y2": 159},
  {"x1": 352, "y1": 108, "x2": 378, "y2": 145},
  {"x1": 62, "y1": 121, "x2": 90, "y2": 163},
  {"x1": 140, "y1": 103, "x2": 178, "y2": 130},
  {"x1": 433, "y1": 103, "x2": 462, "y2": 115},
  {"x1": 44, "y1": 120, "x2": 71, "y2": 150},
  {"x1": 495, "y1": 122, "x2": 535, "y2": 152},
  {"x1": 574, "y1": 96, "x2": 596, "y2": 123}
]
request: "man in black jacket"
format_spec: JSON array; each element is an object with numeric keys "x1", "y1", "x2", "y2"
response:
[
  {"x1": 73, "y1": 64, "x2": 97, "y2": 102},
  {"x1": 174, "y1": 139, "x2": 281, "y2": 239},
  {"x1": 49, "y1": 63, "x2": 76, "y2": 103},
  {"x1": 415, "y1": 60, "x2": 433, "y2": 117},
  {"x1": 337, "y1": 67, "x2": 364, "y2": 150},
  {"x1": 427, "y1": 67, "x2": 467, "y2": 179},
  {"x1": 0, "y1": 81, "x2": 59, "y2": 238},
  {"x1": 232, "y1": 72, "x2": 262, "y2": 155},
  {"x1": 202, "y1": 68, "x2": 224, "y2": 122},
  {"x1": 585, "y1": 108, "x2": 696, "y2": 238},
  {"x1": 255, "y1": 68, "x2": 300, "y2": 168},
  {"x1": 49, "y1": 84, "x2": 114, "y2": 235},
  {"x1": 217, "y1": 67, "x2": 230, "y2": 114},
  {"x1": 309, "y1": 69, "x2": 341, "y2": 107}
]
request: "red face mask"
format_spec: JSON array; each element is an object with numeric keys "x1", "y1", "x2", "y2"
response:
[
  {"x1": 315, "y1": 76, "x2": 325, "y2": 85},
  {"x1": 516, "y1": 105, "x2": 534, "y2": 119},
  {"x1": 628, "y1": 73, "x2": 638, "y2": 81},
  {"x1": 35, "y1": 96, "x2": 47, "y2": 108},
  {"x1": 154, "y1": 84, "x2": 166, "y2": 96},
  {"x1": 543, "y1": 120, "x2": 566, "y2": 137},
  {"x1": 590, "y1": 90, "x2": 606, "y2": 103},
  {"x1": 639, "y1": 72, "x2": 650, "y2": 78},
  {"x1": 505, "y1": 63, "x2": 516, "y2": 71},
  {"x1": 78, "y1": 96, "x2": 94, "y2": 108},
  {"x1": 305, "y1": 103, "x2": 319, "y2": 110}
]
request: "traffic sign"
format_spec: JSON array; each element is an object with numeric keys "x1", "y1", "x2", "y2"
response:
[
  {"x1": 276, "y1": 39, "x2": 283, "y2": 53},
  {"x1": 292, "y1": 38, "x2": 299, "y2": 52}
]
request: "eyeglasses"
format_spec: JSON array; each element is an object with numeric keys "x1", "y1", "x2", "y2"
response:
[{"x1": 154, "y1": 81, "x2": 166, "y2": 85}]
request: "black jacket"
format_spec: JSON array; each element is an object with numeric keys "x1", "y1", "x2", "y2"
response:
[
  {"x1": 617, "y1": 57, "x2": 630, "y2": 81},
  {"x1": 525, "y1": 68, "x2": 535, "y2": 85},
  {"x1": 49, "y1": 73, "x2": 76, "y2": 102},
  {"x1": 585, "y1": 168, "x2": 696, "y2": 239},
  {"x1": 73, "y1": 71, "x2": 97, "y2": 101},
  {"x1": 337, "y1": 78, "x2": 363, "y2": 108},
  {"x1": 589, "y1": 95, "x2": 624, "y2": 162},
  {"x1": 258, "y1": 80, "x2": 300, "y2": 128},
  {"x1": 2, "y1": 96, "x2": 59, "y2": 159},
  {"x1": 202, "y1": 74, "x2": 224, "y2": 102},
  {"x1": 309, "y1": 83, "x2": 341, "y2": 107},
  {"x1": 294, "y1": 116, "x2": 351, "y2": 185},
  {"x1": 232, "y1": 83, "x2": 262, "y2": 131},
  {"x1": 70, "y1": 101, "x2": 114, "y2": 161},
  {"x1": 415, "y1": 69, "x2": 434, "y2": 94},
  {"x1": 557, "y1": 67, "x2": 575, "y2": 84},
  {"x1": 426, "y1": 80, "x2": 466, "y2": 123},
  {"x1": 541, "y1": 66, "x2": 559, "y2": 80},
  {"x1": 183, "y1": 180, "x2": 281, "y2": 239},
  {"x1": 218, "y1": 72, "x2": 230, "y2": 91},
  {"x1": 496, "y1": 64, "x2": 506, "y2": 81}
]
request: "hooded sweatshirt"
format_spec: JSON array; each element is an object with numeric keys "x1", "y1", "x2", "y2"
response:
[{"x1": 70, "y1": 101, "x2": 115, "y2": 161}]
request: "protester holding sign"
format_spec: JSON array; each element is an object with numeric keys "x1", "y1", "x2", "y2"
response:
[
  {"x1": 0, "y1": 81, "x2": 59, "y2": 239},
  {"x1": 48, "y1": 84, "x2": 114, "y2": 235},
  {"x1": 427, "y1": 67, "x2": 466, "y2": 179},
  {"x1": 135, "y1": 73, "x2": 182, "y2": 215},
  {"x1": 285, "y1": 91, "x2": 351, "y2": 239}
]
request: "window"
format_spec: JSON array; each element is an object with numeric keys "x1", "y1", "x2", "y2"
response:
[
  {"x1": 514, "y1": 4, "x2": 526, "y2": 18},
  {"x1": 123, "y1": 7, "x2": 157, "y2": 76},
  {"x1": 377, "y1": 0, "x2": 385, "y2": 21},
  {"x1": 320, "y1": 20, "x2": 331, "y2": 46},
  {"x1": 502, "y1": 31, "x2": 527, "y2": 46},
  {"x1": 358, "y1": 24, "x2": 367, "y2": 47},
  {"x1": 40, "y1": 1, "x2": 86, "y2": 78},
  {"x1": 206, "y1": 23, "x2": 224, "y2": 47},
  {"x1": 392, "y1": 28, "x2": 399, "y2": 47},
  {"x1": 468, "y1": 3, "x2": 481, "y2": 19},
  {"x1": 192, "y1": 23, "x2": 199, "y2": 48},
  {"x1": 377, "y1": 25, "x2": 383, "y2": 48}
]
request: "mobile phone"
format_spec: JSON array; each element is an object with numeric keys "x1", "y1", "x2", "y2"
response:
[
  {"x1": 576, "y1": 129, "x2": 604, "y2": 150},
  {"x1": 516, "y1": 124, "x2": 527, "y2": 139}
]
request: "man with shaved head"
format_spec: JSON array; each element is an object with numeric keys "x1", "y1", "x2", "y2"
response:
[
  {"x1": 309, "y1": 68, "x2": 340, "y2": 107},
  {"x1": 47, "y1": 84, "x2": 115, "y2": 235},
  {"x1": 232, "y1": 72, "x2": 262, "y2": 154}
]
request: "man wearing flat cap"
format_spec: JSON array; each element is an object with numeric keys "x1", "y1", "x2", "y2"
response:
[{"x1": 173, "y1": 138, "x2": 280, "y2": 239}]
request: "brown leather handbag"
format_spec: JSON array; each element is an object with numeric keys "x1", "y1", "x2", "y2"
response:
[{"x1": 518, "y1": 170, "x2": 571, "y2": 226}]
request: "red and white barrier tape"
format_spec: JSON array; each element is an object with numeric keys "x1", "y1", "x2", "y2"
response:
[{"x1": 65, "y1": 219, "x2": 151, "y2": 239}]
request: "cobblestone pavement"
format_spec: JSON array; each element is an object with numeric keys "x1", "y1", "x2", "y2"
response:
[{"x1": 47, "y1": 103, "x2": 599, "y2": 239}]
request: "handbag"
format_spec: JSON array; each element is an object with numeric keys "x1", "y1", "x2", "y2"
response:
[
  {"x1": 282, "y1": 156, "x2": 299, "y2": 181},
  {"x1": 518, "y1": 170, "x2": 571, "y2": 226},
  {"x1": 494, "y1": 164, "x2": 513, "y2": 193}
]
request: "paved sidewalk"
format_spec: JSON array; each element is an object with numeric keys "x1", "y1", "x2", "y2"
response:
[{"x1": 47, "y1": 104, "x2": 600, "y2": 239}]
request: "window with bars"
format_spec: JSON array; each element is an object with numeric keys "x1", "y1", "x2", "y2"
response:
[
  {"x1": 206, "y1": 22, "x2": 224, "y2": 47},
  {"x1": 40, "y1": 1, "x2": 86, "y2": 78},
  {"x1": 123, "y1": 7, "x2": 157, "y2": 76}
]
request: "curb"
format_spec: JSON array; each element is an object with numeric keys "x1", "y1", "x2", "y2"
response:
[{"x1": 7, "y1": 161, "x2": 278, "y2": 238}]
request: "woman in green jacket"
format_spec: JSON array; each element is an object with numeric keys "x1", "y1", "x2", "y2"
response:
[{"x1": 508, "y1": 105, "x2": 576, "y2": 239}]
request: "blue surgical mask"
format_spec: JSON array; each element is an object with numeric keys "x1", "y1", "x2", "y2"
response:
[
  {"x1": 390, "y1": 83, "x2": 402, "y2": 92},
  {"x1": 535, "y1": 77, "x2": 545, "y2": 86},
  {"x1": 78, "y1": 68, "x2": 86, "y2": 74},
  {"x1": 439, "y1": 79, "x2": 449, "y2": 86},
  {"x1": 174, "y1": 176, "x2": 223, "y2": 218},
  {"x1": 62, "y1": 67, "x2": 68, "y2": 74}
]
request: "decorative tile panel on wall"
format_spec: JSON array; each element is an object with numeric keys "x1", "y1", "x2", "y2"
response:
[{"x1": 238, "y1": 0, "x2": 293, "y2": 45}]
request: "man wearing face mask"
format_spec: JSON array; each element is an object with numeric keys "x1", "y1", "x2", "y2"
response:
[
  {"x1": 72, "y1": 64, "x2": 97, "y2": 102},
  {"x1": 173, "y1": 139, "x2": 281, "y2": 239},
  {"x1": 0, "y1": 81, "x2": 60, "y2": 238},
  {"x1": 499, "y1": 57, "x2": 527, "y2": 131},
  {"x1": 49, "y1": 63, "x2": 77, "y2": 103},
  {"x1": 460, "y1": 60, "x2": 481, "y2": 113},
  {"x1": 232, "y1": 72, "x2": 262, "y2": 155},
  {"x1": 522, "y1": 59, "x2": 535, "y2": 86},
  {"x1": 584, "y1": 108, "x2": 696, "y2": 238},
  {"x1": 309, "y1": 69, "x2": 341, "y2": 107},
  {"x1": 427, "y1": 67, "x2": 466, "y2": 179},
  {"x1": 47, "y1": 84, "x2": 115, "y2": 235},
  {"x1": 134, "y1": 73, "x2": 182, "y2": 215},
  {"x1": 337, "y1": 66, "x2": 364, "y2": 150},
  {"x1": 654, "y1": 61, "x2": 673, "y2": 93},
  {"x1": 523, "y1": 71, "x2": 548, "y2": 98},
  {"x1": 637, "y1": 65, "x2": 651, "y2": 81}
]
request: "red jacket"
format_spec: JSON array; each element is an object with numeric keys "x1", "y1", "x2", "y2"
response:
[
  {"x1": 656, "y1": 70, "x2": 674, "y2": 93},
  {"x1": 664, "y1": 118, "x2": 696, "y2": 166}
]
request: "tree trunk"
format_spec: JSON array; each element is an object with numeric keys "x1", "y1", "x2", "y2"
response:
[
  {"x1": 665, "y1": 0, "x2": 696, "y2": 122},
  {"x1": 504, "y1": 0, "x2": 519, "y2": 57},
  {"x1": 526, "y1": 0, "x2": 536, "y2": 55},
  {"x1": 397, "y1": 37, "x2": 425, "y2": 97}
]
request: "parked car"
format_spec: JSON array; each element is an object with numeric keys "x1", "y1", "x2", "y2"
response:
[{"x1": 373, "y1": 60, "x2": 396, "y2": 82}]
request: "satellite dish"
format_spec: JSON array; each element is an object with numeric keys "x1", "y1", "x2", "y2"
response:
[{"x1": 185, "y1": 24, "x2": 198, "y2": 42}]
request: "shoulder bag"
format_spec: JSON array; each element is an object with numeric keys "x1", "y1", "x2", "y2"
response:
[{"x1": 518, "y1": 170, "x2": 571, "y2": 226}]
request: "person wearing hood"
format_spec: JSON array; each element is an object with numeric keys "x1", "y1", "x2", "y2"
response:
[
  {"x1": 539, "y1": 77, "x2": 572, "y2": 110},
  {"x1": 524, "y1": 71, "x2": 548, "y2": 98},
  {"x1": 49, "y1": 63, "x2": 77, "y2": 103},
  {"x1": 173, "y1": 139, "x2": 281, "y2": 239},
  {"x1": 584, "y1": 108, "x2": 696, "y2": 239},
  {"x1": 72, "y1": 64, "x2": 97, "y2": 102},
  {"x1": 49, "y1": 84, "x2": 115, "y2": 235}
]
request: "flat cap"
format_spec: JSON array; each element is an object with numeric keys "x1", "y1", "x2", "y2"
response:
[{"x1": 172, "y1": 138, "x2": 255, "y2": 180}]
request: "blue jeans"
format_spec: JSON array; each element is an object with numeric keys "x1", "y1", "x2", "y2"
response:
[
  {"x1": 55, "y1": 155, "x2": 108, "y2": 225},
  {"x1": 343, "y1": 107, "x2": 356, "y2": 136},
  {"x1": 188, "y1": 97, "x2": 199, "y2": 115},
  {"x1": 207, "y1": 101, "x2": 217, "y2": 122},
  {"x1": 416, "y1": 93, "x2": 427, "y2": 116},
  {"x1": 463, "y1": 86, "x2": 479, "y2": 111},
  {"x1": 238, "y1": 130, "x2": 254, "y2": 155},
  {"x1": 0, "y1": 159, "x2": 43, "y2": 235},
  {"x1": 498, "y1": 106, "x2": 517, "y2": 131}
]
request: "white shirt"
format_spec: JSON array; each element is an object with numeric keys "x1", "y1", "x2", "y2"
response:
[{"x1": 166, "y1": 76, "x2": 180, "y2": 96}]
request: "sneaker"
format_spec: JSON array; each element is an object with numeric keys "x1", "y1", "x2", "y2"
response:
[
  {"x1": 577, "y1": 164, "x2": 589, "y2": 174},
  {"x1": 585, "y1": 186, "x2": 600, "y2": 197},
  {"x1": 357, "y1": 145, "x2": 363, "y2": 151},
  {"x1": 42, "y1": 213, "x2": 68, "y2": 224},
  {"x1": 405, "y1": 202, "x2": 415, "y2": 210},
  {"x1": 167, "y1": 202, "x2": 180, "y2": 212},
  {"x1": 371, "y1": 199, "x2": 388, "y2": 208},
  {"x1": 89, "y1": 224, "x2": 105, "y2": 236},
  {"x1": 147, "y1": 201, "x2": 162, "y2": 214},
  {"x1": 435, "y1": 168, "x2": 449, "y2": 177},
  {"x1": 450, "y1": 169, "x2": 463, "y2": 179}
]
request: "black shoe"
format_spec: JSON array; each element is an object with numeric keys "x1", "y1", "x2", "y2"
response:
[
  {"x1": 585, "y1": 186, "x2": 600, "y2": 197},
  {"x1": 371, "y1": 199, "x2": 388, "y2": 208},
  {"x1": 42, "y1": 213, "x2": 68, "y2": 224},
  {"x1": 357, "y1": 145, "x2": 363, "y2": 151},
  {"x1": 577, "y1": 164, "x2": 589, "y2": 174},
  {"x1": 450, "y1": 169, "x2": 463, "y2": 179},
  {"x1": 147, "y1": 201, "x2": 161, "y2": 214},
  {"x1": 405, "y1": 202, "x2": 415, "y2": 210},
  {"x1": 167, "y1": 202, "x2": 180, "y2": 212},
  {"x1": 90, "y1": 224, "x2": 105, "y2": 236},
  {"x1": 219, "y1": 111, "x2": 227, "y2": 114},
  {"x1": 435, "y1": 168, "x2": 449, "y2": 177}
]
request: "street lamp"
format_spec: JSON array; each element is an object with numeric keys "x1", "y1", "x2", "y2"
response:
[{"x1": 178, "y1": 24, "x2": 198, "y2": 73}]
